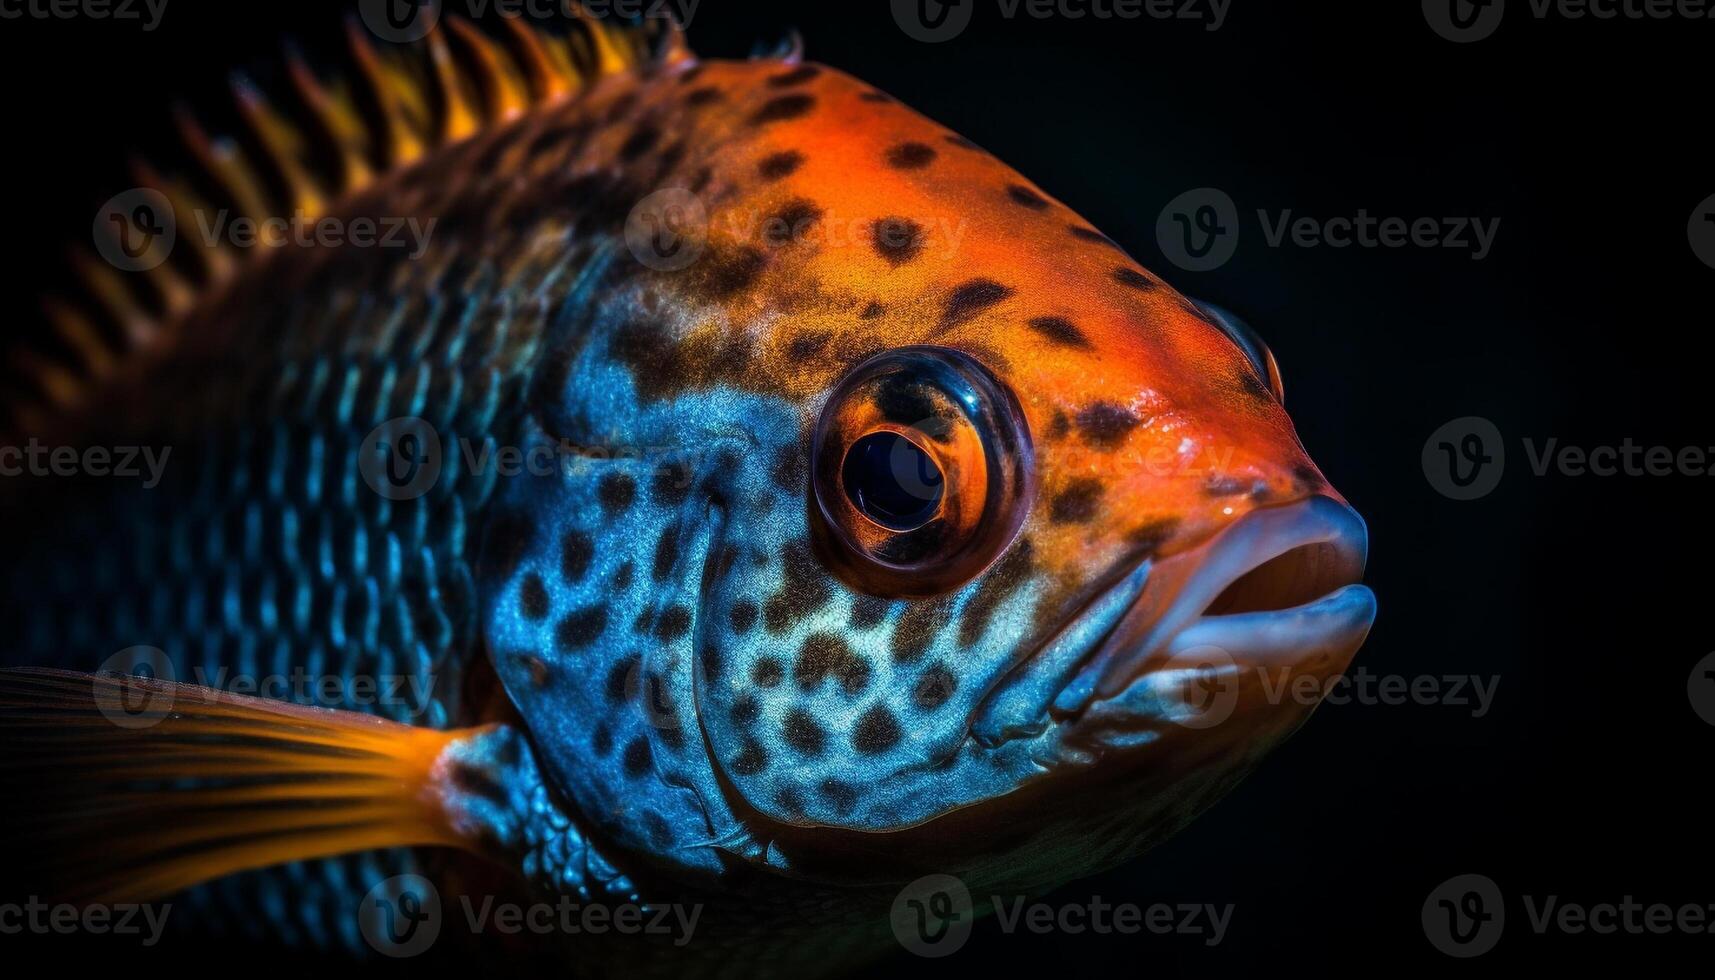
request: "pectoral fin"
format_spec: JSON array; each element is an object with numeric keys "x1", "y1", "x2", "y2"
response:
[{"x1": 0, "y1": 667, "x2": 502, "y2": 903}]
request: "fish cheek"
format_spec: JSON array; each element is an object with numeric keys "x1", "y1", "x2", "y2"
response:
[{"x1": 476, "y1": 435, "x2": 730, "y2": 875}]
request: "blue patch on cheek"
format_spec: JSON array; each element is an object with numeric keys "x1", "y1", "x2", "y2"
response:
[{"x1": 482, "y1": 315, "x2": 1064, "y2": 859}]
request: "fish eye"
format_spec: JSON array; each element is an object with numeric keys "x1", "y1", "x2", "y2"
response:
[
  {"x1": 1199, "y1": 302, "x2": 1286, "y2": 404},
  {"x1": 811, "y1": 347, "x2": 1035, "y2": 597},
  {"x1": 841, "y1": 431, "x2": 945, "y2": 532}
]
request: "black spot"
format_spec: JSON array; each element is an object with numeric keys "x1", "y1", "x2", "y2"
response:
[
  {"x1": 730, "y1": 599, "x2": 759, "y2": 635},
  {"x1": 1070, "y1": 225, "x2": 1122, "y2": 249},
  {"x1": 885, "y1": 142, "x2": 937, "y2": 170},
  {"x1": 871, "y1": 216, "x2": 925, "y2": 266},
  {"x1": 753, "y1": 657, "x2": 784, "y2": 688},
  {"x1": 731, "y1": 738, "x2": 767, "y2": 776},
  {"x1": 758, "y1": 150, "x2": 805, "y2": 181},
  {"x1": 958, "y1": 540, "x2": 1035, "y2": 647},
  {"x1": 633, "y1": 609, "x2": 654, "y2": 635},
  {"x1": 641, "y1": 812, "x2": 672, "y2": 847},
  {"x1": 762, "y1": 198, "x2": 824, "y2": 247},
  {"x1": 685, "y1": 86, "x2": 723, "y2": 107},
  {"x1": 852, "y1": 706, "x2": 902, "y2": 754},
  {"x1": 620, "y1": 124, "x2": 661, "y2": 162},
  {"x1": 651, "y1": 464, "x2": 693, "y2": 506},
  {"x1": 655, "y1": 605, "x2": 691, "y2": 642},
  {"x1": 1075, "y1": 402, "x2": 1142, "y2": 448},
  {"x1": 914, "y1": 665, "x2": 957, "y2": 710},
  {"x1": 1027, "y1": 315, "x2": 1092, "y2": 350},
  {"x1": 702, "y1": 643, "x2": 726, "y2": 684},
  {"x1": 598, "y1": 472, "x2": 636, "y2": 515},
  {"x1": 519, "y1": 573, "x2": 550, "y2": 620},
  {"x1": 938, "y1": 279, "x2": 1014, "y2": 331},
  {"x1": 1293, "y1": 464, "x2": 1325, "y2": 491},
  {"x1": 1006, "y1": 185, "x2": 1050, "y2": 210},
  {"x1": 860, "y1": 301, "x2": 885, "y2": 319},
  {"x1": 873, "y1": 374, "x2": 940, "y2": 430},
  {"x1": 698, "y1": 244, "x2": 768, "y2": 297},
  {"x1": 750, "y1": 93, "x2": 816, "y2": 125},
  {"x1": 763, "y1": 543, "x2": 831, "y2": 633},
  {"x1": 788, "y1": 331, "x2": 831, "y2": 359},
  {"x1": 768, "y1": 65, "x2": 821, "y2": 87},
  {"x1": 1238, "y1": 370, "x2": 1273, "y2": 402},
  {"x1": 613, "y1": 561, "x2": 634, "y2": 590},
  {"x1": 591, "y1": 722, "x2": 613, "y2": 756},
  {"x1": 796, "y1": 633, "x2": 870, "y2": 696},
  {"x1": 1126, "y1": 518, "x2": 1181, "y2": 555},
  {"x1": 561, "y1": 530, "x2": 594, "y2": 581},
  {"x1": 849, "y1": 596, "x2": 890, "y2": 630},
  {"x1": 783, "y1": 709, "x2": 826, "y2": 755},
  {"x1": 606, "y1": 657, "x2": 637, "y2": 701},
  {"x1": 652, "y1": 526, "x2": 680, "y2": 581},
  {"x1": 623, "y1": 737, "x2": 653, "y2": 778},
  {"x1": 688, "y1": 166, "x2": 714, "y2": 194},
  {"x1": 1051, "y1": 478, "x2": 1105, "y2": 524},
  {"x1": 677, "y1": 65, "x2": 706, "y2": 85},
  {"x1": 603, "y1": 92, "x2": 640, "y2": 123},
  {"x1": 731, "y1": 695, "x2": 760, "y2": 725},
  {"x1": 555, "y1": 605, "x2": 608, "y2": 651},
  {"x1": 819, "y1": 779, "x2": 859, "y2": 813},
  {"x1": 891, "y1": 599, "x2": 952, "y2": 662},
  {"x1": 1113, "y1": 267, "x2": 1158, "y2": 291}
]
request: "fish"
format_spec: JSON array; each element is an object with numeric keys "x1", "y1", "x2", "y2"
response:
[{"x1": 0, "y1": 9, "x2": 1376, "y2": 973}]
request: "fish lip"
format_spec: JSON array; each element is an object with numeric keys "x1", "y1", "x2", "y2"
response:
[{"x1": 1052, "y1": 494, "x2": 1375, "y2": 718}]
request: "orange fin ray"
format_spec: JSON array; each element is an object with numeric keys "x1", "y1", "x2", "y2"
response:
[{"x1": 0, "y1": 667, "x2": 497, "y2": 904}]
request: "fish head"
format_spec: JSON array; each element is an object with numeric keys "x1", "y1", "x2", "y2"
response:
[{"x1": 477, "y1": 60, "x2": 1375, "y2": 891}]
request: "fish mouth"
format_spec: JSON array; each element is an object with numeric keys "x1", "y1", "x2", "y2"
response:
[{"x1": 972, "y1": 495, "x2": 1375, "y2": 746}]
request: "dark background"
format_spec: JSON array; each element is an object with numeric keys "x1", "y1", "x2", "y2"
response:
[{"x1": 1, "y1": 0, "x2": 1709, "y2": 974}]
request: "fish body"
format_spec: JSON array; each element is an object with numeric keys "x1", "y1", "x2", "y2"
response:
[{"x1": 0, "y1": 13, "x2": 1375, "y2": 974}]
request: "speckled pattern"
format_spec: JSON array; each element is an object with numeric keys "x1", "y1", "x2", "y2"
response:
[{"x1": 2, "y1": 16, "x2": 1368, "y2": 975}]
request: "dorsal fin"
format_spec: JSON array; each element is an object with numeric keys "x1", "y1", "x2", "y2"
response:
[{"x1": 3, "y1": 8, "x2": 694, "y2": 444}]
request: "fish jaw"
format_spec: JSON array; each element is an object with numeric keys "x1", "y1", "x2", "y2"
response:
[{"x1": 974, "y1": 495, "x2": 1374, "y2": 756}]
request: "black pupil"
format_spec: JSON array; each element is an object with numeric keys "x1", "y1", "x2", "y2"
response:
[{"x1": 842, "y1": 431, "x2": 945, "y2": 531}]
